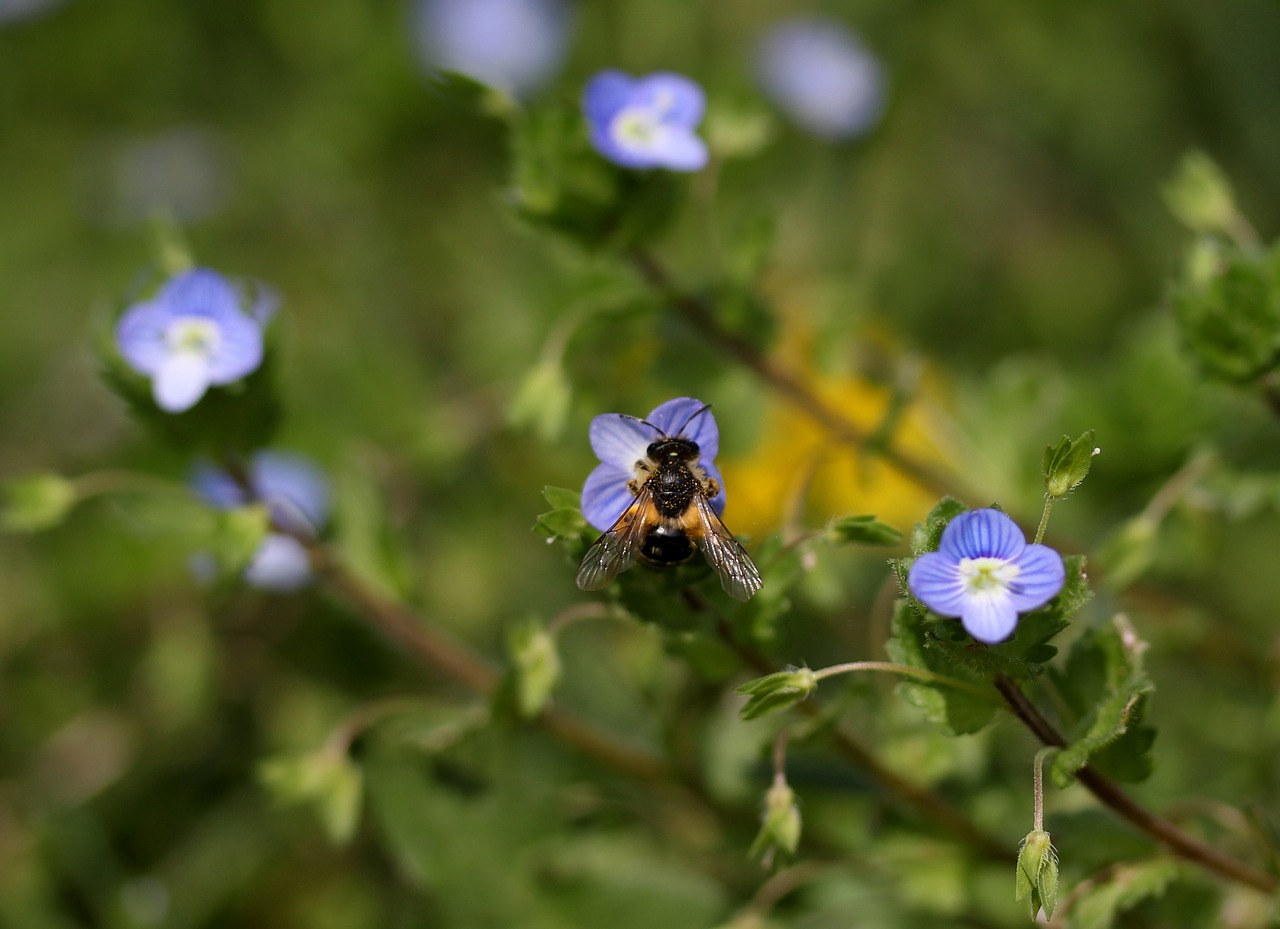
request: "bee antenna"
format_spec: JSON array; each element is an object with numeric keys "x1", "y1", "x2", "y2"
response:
[{"x1": 673, "y1": 402, "x2": 712, "y2": 437}]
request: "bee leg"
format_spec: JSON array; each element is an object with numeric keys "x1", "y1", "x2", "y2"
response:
[
  {"x1": 703, "y1": 476, "x2": 721, "y2": 497},
  {"x1": 626, "y1": 478, "x2": 642, "y2": 496}
]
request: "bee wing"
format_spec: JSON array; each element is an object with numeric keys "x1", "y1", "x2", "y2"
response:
[
  {"x1": 576, "y1": 486, "x2": 656, "y2": 591},
  {"x1": 692, "y1": 494, "x2": 763, "y2": 601}
]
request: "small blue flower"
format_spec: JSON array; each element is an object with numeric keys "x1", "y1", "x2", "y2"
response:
[
  {"x1": 581, "y1": 396, "x2": 724, "y2": 532},
  {"x1": 756, "y1": 17, "x2": 886, "y2": 140},
  {"x1": 412, "y1": 0, "x2": 571, "y2": 98},
  {"x1": 115, "y1": 268, "x2": 266, "y2": 413},
  {"x1": 192, "y1": 451, "x2": 331, "y2": 591},
  {"x1": 907, "y1": 508, "x2": 1065, "y2": 644},
  {"x1": 582, "y1": 71, "x2": 709, "y2": 172}
]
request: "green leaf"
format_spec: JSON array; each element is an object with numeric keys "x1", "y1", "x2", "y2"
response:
[
  {"x1": 1070, "y1": 859, "x2": 1181, "y2": 929},
  {"x1": 259, "y1": 749, "x2": 364, "y2": 845},
  {"x1": 508, "y1": 359, "x2": 572, "y2": 442},
  {"x1": 1172, "y1": 239, "x2": 1280, "y2": 384},
  {"x1": 827, "y1": 514, "x2": 904, "y2": 547},
  {"x1": 0, "y1": 472, "x2": 77, "y2": 533},
  {"x1": 429, "y1": 69, "x2": 517, "y2": 119},
  {"x1": 909, "y1": 497, "x2": 969, "y2": 554},
  {"x1": 542, "y1": 485, "x2": 582, "y2": 510},
  {"x1": 884, "y1": 601, "x2": 996, "y2": 734},
  {"x1": 1043, "y1": 430, "x2": 1098, "y2": 499},
  {"x1": 506, "y1": 618, "x2": 561, "y2": 718},
  {"x1": 1049, "y1": 616, "x2": 1155, "y2": 787}
]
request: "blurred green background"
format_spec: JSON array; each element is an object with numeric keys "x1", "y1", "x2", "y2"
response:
[{"x1": 2, "y1": 0, "x2": 1279, "y2": 926}]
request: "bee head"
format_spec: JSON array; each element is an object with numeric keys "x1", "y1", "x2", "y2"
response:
[{"x1": 647, "y1": 437, "x2": 699, "y2": 462}]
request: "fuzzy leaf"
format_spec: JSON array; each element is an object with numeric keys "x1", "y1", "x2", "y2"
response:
[
  {"x1": 1070, "y1": 859, "x2": 1180, "y2": 929},
  {"x1": 884, "y1": 601, "x2": 996, "y2": 734},
  {"x1": 909, "y1": 497, "x2": 968, "y2": 554},
  {"x1": 1049, "y1": 616, "x2": 1155, "y2": 787},
  {"x1": 827, "y1": 514, "x2": 903, "y2": 547}
]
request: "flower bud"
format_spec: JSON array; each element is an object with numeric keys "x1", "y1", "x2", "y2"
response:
[
  {"x1": 1014, "y1": 829, "x2": 1059, "y2": 920},
  {"x1": 735, "y1": 667, "x2": 817, "y2": 720},
  {"x1": 1043, "y1": 431, "x2": 1098, "y2": 499},
  {"x1": 1, "y1": 473, "x2": 77, "y2": 533},
  {"x1": 749, "y1": 778, "x2": 802, "y2": 863}
]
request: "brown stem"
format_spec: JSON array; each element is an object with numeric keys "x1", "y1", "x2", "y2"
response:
[
  {"x1": 309, "y1": 546, "x2": 667, "y2": 781},
  {"x1": 682, "y1": 588, "x2": 1010, "y2": 862},
  {"x1": 994, "y1": 675, "x2": 1277, "y2": 894},
  {"x1": 627, "y1": 248, "x2": 967, "y2": 501}
]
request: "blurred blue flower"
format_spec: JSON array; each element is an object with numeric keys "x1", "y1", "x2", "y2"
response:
[
  {"x1": 756, "y1": 17, "x2": 885, "y2": 139},
  {"x1": 582, "y1": 71, "x2": 709, "y2": 172},
  {"x1": 115, "y1": 268, "x2": 266, "y2": 413},
  {"x1": 192, "y1": 451, "x2": 331, "y2": 592},
  {"x1": 412, "y1": 0, "x2": 571, "y2": 98},
  {"x1": 908, "y1": 509, "x2": 1064, "y2": 644},
  {"x1": 581, "y1": 397, "x2": 724, "y2": 532}
]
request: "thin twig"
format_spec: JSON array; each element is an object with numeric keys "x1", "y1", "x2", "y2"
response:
[
  {"x1": 627, "y1": 248, "x2": 966, "y2": 500},
  {"x1": 994, "y1": 675, "x2": 1277, "y2": 894}
]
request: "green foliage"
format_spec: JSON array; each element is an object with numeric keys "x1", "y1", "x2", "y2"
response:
[
  {"x1": 736, "y1": 667, "x2": 816, "y2": 721},
  {"x1": 506, "y1": 617, "x2": 560, "y2": 718},
  {"x1": 507, "y1": 102, "x2": 682, "y2": 251},
  {"x1": 1068, "y1": 859, "x2": 1181, "y2": 929},
  {"x1": 259, "y1": 748, "x2": 364, "y2": 845},
  {"x1": 827, "y1": 514, "x2": 904, "y2": 547},
  {"x1": 909, "y1": 497, "x2": 969, "y2": 554},
  {"x1": 884, "y1": 601, "x2": 997, "y2": 734},
  {"x1": 534, "y1": 485, "x2": 588, "y2": 541},
  {"x1": 1043, "y1": 430, "x2": 1098, "y2": 499},
  {"x1": 1171, "y1": 239, "x2": 1280, "y2": 384},
  {"x1": 1049, "y1": 617, "x2": 1156, "y2": 787},
  {"x1": 508, "y1": 358, "x2": 572, "y2": 442},
  {"x1": 0, "y1": 472, "x2": 76, "y2": 533}
]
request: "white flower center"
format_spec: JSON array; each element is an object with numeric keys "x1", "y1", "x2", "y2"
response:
[
  {"x1": 958, "y1": 556, "x2": 1020, "y2": 595},
  {"x1": 612, "y1": 106, "x2": 661, "y2": 147},
  {"x1": 166, "y1": 316, "x2": 221, "y2": 357}
]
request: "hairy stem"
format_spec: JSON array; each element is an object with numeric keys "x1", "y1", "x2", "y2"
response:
[
  {"x1": 994, "y1": 675, "x2": 1277, "y2": 894},
  {"x1": 814, "y1": 660, "x2": 1002, "y2": 703}
]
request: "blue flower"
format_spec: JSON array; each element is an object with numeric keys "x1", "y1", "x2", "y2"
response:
[
  {"x1": 192, "y1": 451, "x2": 331, "y2": 592},
  {"x1": 582, "y1": 71, "x2": 709, "y2": 172},
  {"x1": 907, "y1": 508, "x2": 1065, "y2": 644},
  {"x1": 756, "y1": 17, "x2": 886, "y2": 140},
  {"x1": 412, "y1": 0, "x2": 571, "y2": 98},
  {"x1": 581, "y1": 396, "x2": 724, "y2": 532},
  {"x1": 115, "y1": 268, "x2": 266, "y2": 413}
]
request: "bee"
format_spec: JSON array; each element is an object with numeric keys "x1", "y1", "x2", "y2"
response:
[{"x1": 576, "y1": 403, "x2": 763, "y2": 601}]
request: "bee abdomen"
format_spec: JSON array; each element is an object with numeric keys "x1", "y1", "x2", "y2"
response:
[{"x1": 639, "y1": 525, "x2": 696, "y2": 566}]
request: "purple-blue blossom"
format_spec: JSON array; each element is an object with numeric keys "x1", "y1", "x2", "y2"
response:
[
  {"x1": 907, "y1": 508, "x2": 1065, "y2": 644},
  {"x1": 115, "y1": 268, "x2": 266, "y2": 413},
  {"x1": 582, "y1": 71, "x2": 709, "y2": 172},
  {"x1": 756, "y1": 17, "x2": 885, "y2": 140},
  {"x1": 581, "y1": 396, "x2": 725, "y2": 532},
  {"x1": 412, "y1": 0, "x2": 571, "y2": 98},
  {"x1": 192, "y1": 451, "x2": 331, "y2": 592}
]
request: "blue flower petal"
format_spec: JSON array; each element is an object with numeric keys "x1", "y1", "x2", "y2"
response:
[
  {"x1": 907, "y1": 550, "x2": 967, "y2": 616},
  {"x1": 650, "y1": 127, "x2": 708, "y2": 171},
  {"x1": 153, "y1": 352, "x2": 212, "y2": 412},
  {"x1": 202, "y1": 310, "x2": 264, "y2": 383},
  {"x1": 244, "y1": 533, "x2": 314, "y2": 591},
  {"x1": 581, "y1": 462, "x2": 635, "y2": 532},
  {"x1": 700, "y1": 458, "x2": 727, "y2": 516},
  {"x1": 961, "y1": 594, "x2": 1019, "y2": 644},
  {"x1": 251, "y1": 452, "x2": 331, "y2": 533},
  {"x1": 632, "y1": 72, "x2": 705, "y2": 126},
  {"x1": 191, "y1": 461, "x2": 250, "y2": 509},
  {"x1": 1007, "y1": 543, "x2": 1066, "y2": 611},
  {"x1": 158, "y1": 268, "x2": 241, "y2": 315},
  {"x1": 115, "y1": 301, "x2": 172, "y2": 373},
  {"x1": 589, "y1": 413, "x2": 656, "y2": 470},
  {"x1": 646, "y1": 397, "x2": 718, "y2": 457},
  {"x1": 939, "y1": 508, "x2": 1025, "y2": 561},
  {"x1": 583, "y1": 70, "x2": 634, "y2": 125}
]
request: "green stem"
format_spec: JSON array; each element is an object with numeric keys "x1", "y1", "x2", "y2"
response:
[
  {"x1": 1034, "y1": 496, "x2": 1053, "y2": 545},
  {"x1": 813, "y1": 660, "x2": 1001, "y2": 704}
]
